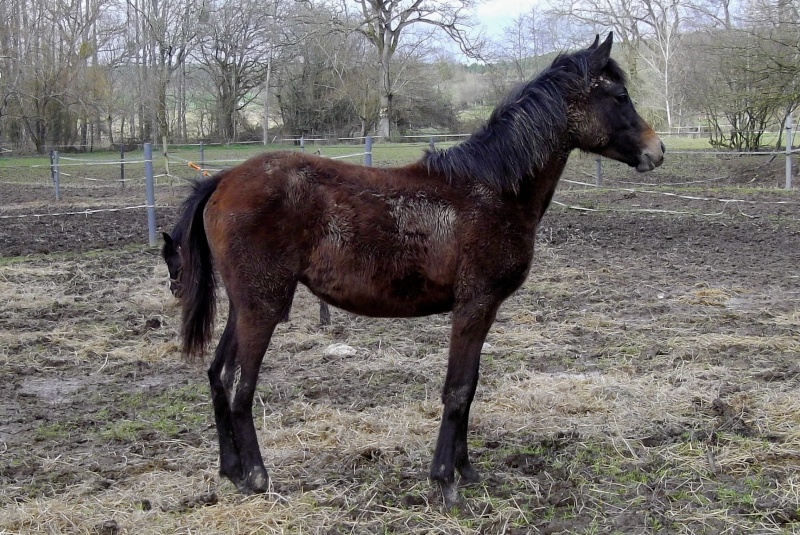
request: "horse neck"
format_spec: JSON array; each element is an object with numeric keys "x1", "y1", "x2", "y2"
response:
[{"x1": 516, "y1": 148, "x2": 571, "y2": 225}]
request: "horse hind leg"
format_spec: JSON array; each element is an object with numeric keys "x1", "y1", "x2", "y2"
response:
[
  {"x1": 208, "y1": 295, "x2": 289, "y2": 494},
  {"x1": 207, "y1": 309, "x2": 245, "y2": 490}
]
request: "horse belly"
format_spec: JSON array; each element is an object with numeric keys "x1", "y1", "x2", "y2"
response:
[
  {"x1": 311, "y1": 280, "x2": 455, "y2": 318},
  {"x1": 302, "y1": 244, "x2": 457, "y2": 318}
]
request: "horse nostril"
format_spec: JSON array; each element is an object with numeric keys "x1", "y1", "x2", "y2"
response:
[{"x1": 660, "y1": 141, "x2": 666, "y2": 154}]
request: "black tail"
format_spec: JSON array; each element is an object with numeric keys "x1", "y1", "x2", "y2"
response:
[{"x1": 179, "y1": 174, "x2": 224, "y2": 359}]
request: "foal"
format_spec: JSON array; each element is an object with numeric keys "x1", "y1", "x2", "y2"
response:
[{"x1": 174, "y1": 34, "x2": 664, "y2": 505}]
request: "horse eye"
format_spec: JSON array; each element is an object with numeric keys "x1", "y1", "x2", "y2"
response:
[{"x1": 615, "y1": 92, "x2": 629, "y2": 103}]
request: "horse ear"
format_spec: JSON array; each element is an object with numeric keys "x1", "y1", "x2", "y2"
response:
[
  {"x1": 162, "y1": 232, "x2": 173, "y2": 246},
  {"x1": 589, "y1": 32, "x2": 614, "y2": 71},
  {"x1": 588, "y1": 34, "x2": 600, "y2": 51}
]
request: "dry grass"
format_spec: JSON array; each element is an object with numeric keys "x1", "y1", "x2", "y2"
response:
[{"x1": 1, "y1": 202, "x2": 799, "y2": 534}]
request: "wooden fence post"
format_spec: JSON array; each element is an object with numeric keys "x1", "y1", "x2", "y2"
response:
[{"x1": 144, "y1": 143, "x2": 157, "y2": 247}]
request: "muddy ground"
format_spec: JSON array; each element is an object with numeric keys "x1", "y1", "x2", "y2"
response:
[{"x1": 0, "y1": 152, "x2": 798, "y2": 534}]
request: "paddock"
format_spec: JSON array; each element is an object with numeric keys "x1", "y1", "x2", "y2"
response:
[{"x1": 1, "y1": 153, "x2": 798, "y2": 533}]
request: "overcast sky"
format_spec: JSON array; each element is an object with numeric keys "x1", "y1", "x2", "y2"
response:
[{"x1": 474, "y1": 0, "x2": 538, "y2": 37}]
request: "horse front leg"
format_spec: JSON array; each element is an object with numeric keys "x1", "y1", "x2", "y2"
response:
[{"x1": 430, "y1": 303, "x2": 498, "y2": 506}]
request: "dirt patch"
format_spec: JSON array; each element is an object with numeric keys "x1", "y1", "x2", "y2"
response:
[{"x1": 0, "y1": 155, "x2": 799, "y2": 533}]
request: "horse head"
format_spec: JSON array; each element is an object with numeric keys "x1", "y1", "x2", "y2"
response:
[
  {"x1": 568, "y1": 33, "x2": 665, "y2": 172},
  {"x1": 161, "y1": 231, "x2": 183, "y2": 298}
]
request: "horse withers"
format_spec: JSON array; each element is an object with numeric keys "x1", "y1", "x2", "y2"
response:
[{"x1": 171, "y1": 33, "x2": 663, "y2": 506}]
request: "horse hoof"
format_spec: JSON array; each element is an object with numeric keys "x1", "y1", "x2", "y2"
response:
[
  {"x1": 226, "y1": 469, "x2": 270, "y2": 495},
  {"x1": 458, "y1": 463, "x2": 481, "y2": 484},
  {"x1": 232, "y1": 479, "x2": 256, "y2": 495},
  {"x1": 439, "y1": 480, "x2": 460, "y2": 508},
  {"x1": 248, "y1": 469, "x2": 270, "y2": 494}
]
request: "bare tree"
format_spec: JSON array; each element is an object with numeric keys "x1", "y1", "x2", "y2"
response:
[
  {"x1": 9, "y1": 0, "x2": 104, "y2": 152},
  {"x1": 338, "y1": 0, "x2": 482, "y2": 138},
  {"x1": 194, "y1": 0, "x2": 285, "y2": 141},
  {"x1": 738, "y1": 0, "x2": 799, "y2": 145},
  {"x1": 0, "y1": 0, "x2": 21, "y2": 148},
  {"x1": 125, "y1": 0, "x2": 199, "y2": 143},
  {"x1": 682, "y1": 0, "x2": 740, "y2": 30},
  {"x1": 318, "y1": 30, "x2": 381, "y2": 138},
  {"x1": 483, "y1": 6, "x2": 580, "y2": 105}
]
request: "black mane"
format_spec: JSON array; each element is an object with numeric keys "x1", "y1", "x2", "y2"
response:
[{"x1": 422, "y1": 49, "x2": 626, "y2": 195}]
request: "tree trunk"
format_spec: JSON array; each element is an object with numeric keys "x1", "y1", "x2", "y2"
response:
[
  {"x1": 180, "y1": 60, "x2": 187, "y2": 142},
  {"x1": 378, "y1": 92, "x2": 391, "y2": 138},
  {"x1": 219, "y1": 78, "x2": 236, "y2": 140},
  {"x1": 108, "y1": 114, "x2": 115, "y2": 146},
  {"x1": 156, "y1": 76, "x2": 169, "y2": 142},
  {"x1": 262, "y1": 54, "x2": 271, "y2": 145},
  {"x1": 378, "y1": 52, "x2": 392, "y2": 138},
  {"x1": 81, "y1": 115, "x2": 88, "y2": 150}
]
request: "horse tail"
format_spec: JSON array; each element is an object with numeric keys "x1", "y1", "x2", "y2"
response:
[{"x1": 179, "y1": 174, "x2": 223, "y2": 360}]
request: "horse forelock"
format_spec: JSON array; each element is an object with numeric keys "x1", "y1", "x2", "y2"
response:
[{"x1": 423, "y1": 48, "x2": 619, "y2": 195}]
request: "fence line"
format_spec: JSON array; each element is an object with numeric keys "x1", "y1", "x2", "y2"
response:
[
  {"x1": 162, "y1": 136, "x2": 372, "y2": 177},
  {"x1": 559, "y1": 179, "x2": 797, "y2": 206},
  {"x1": 9, "y1": 144, "x2": 797, "y2": 191},
  {"x1": 421, "y1": 131, "x2": 798, "y2": 190},
  {"x1": 57, "y1": 158, "x2": 147, "y2": 166},
  {"x1": 0, "y1": 204, "x2": 166, "y2": 220},
  {"x1": 598, "y1": 175, "x2": 729, "y2": 187},
  {"x1": 328, "y1": 152, "x2": 366, "y2": 160},
  {"x1": 2, "y1": 137, "x2": 796, "y2": 249},
  {"x1": 669, "y1": 148, "x2": 800, "y2": 156},
  {"x1": 15, "y1": 139, "x2": 370, "y2": 246},
  {"x1": 575, "y1": 148, "x2": 797, "y2": 191},
  {"x1": 76, "y1": 176, "x2": 146, "y2": 184},
  {"x1": 551, "y1": 199, "x2": 733, "y2": 218}
]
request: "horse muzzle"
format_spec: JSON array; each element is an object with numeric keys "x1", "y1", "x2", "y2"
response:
[
  {"x1": 169, "y1": 279, "x2": 183, "y2": 298},
  {"x1": 636, "y1": 140, "x2": 665, "y2": 172}
]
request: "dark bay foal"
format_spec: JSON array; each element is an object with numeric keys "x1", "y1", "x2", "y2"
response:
[{"x1": 172, "y1": 34, "x2": 664, "y2": 505}]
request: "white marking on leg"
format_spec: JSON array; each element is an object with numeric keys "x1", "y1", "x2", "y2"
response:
[
  {"x1": 249, "y1": 469, "x2": 268, "y2": 490},
  {"x1": 228, "y1": 365, "x2": 241, "y2": 406}
]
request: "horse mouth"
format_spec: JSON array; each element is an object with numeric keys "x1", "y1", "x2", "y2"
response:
[
  {"x1": 169, "y1": 281, "x2": 183, "y2": 298},
  {"x1": 635, "y1": 139, "x2": 665, "y2": 172},
  {"x1": 636, "y1": 151, "x2": 664, "y2": 172}
]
